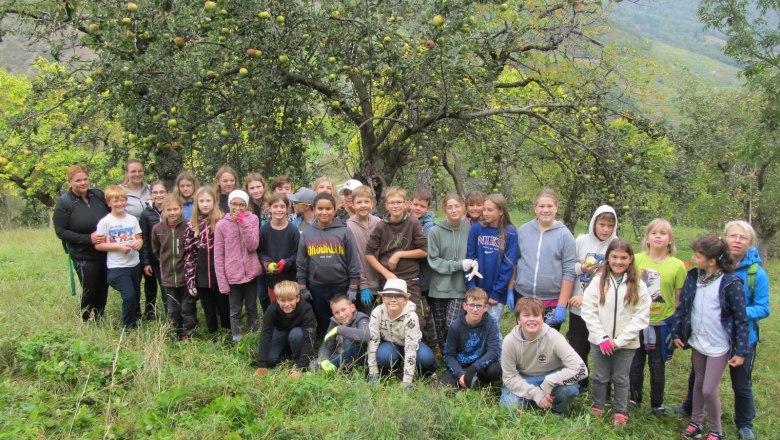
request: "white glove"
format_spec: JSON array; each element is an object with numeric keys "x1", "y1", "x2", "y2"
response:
[
  {"x1": 462, "y1": 259, "x2": 476, "y2": 271},
  {"x1": 465, "y1": 262, "x2": 483, "y2": 282}
]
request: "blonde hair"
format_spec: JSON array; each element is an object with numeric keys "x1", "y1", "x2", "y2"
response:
[
  {"x1": 723, "y1": 220, "x2": 757, "y2": 247},
  {"x1": 191, "y1": 186, "x2": 223, "y2": 237},
  {"x1": 465, "y1": 287, "x2": 488, "y2": 304},
  {"x1": 534, "y1": 187, "x2": 558, "y2": 206},
  {"x1": 384, "y1": 186, "x2": 407, "y2": 200},
  {"x1": 351, "y1": 185, "x2": 374, "y2": 201},
  {"x1": 104, "y1": 185, "x2": 127, "y2": 201},
  {"x1": 244, "y1": 172, "x2": 270, "y2": 208},
  {"x1": 312, "y1": 176, "x2": 337, "y2": 196},
  {"x1": 274, "y1": 280, "x2": 300, "y2": 301},
  {"x1": 173, "y1": 171, "x2": 200, "y2": 204},
  {"x1": 482, "y1": 193, "x2": 513, "y2": 251},
  {"x1": 213, "y1": 165, "x2": 238, "y2": 195},
  {"x1": 642, "y1": 218, "x2": 677, "y2": 256}
]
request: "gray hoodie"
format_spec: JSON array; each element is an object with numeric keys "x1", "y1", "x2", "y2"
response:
[
  {"x1": 501, "y1": 323, "x2": 587, "y2": 404},
  {"x1": 427, "y1": 219, "x2": 471, "y2": 299},
  {"x1": 514, "y1": 220, "x2": 577, "y2": 301},
  {"x1": 571, "y1": 205, "x2": 618, "y2": 315}
]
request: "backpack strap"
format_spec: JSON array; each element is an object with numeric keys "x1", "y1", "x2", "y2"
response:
[{"x1": 747, "y1": 262, "x2": 758, "y2": 304}]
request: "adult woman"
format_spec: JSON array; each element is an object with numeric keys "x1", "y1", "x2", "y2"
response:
[
  {"x1": 53, "y1": 164, "x2": 110, "y2": 321},
  {"x1": 119, "y1": 159, "x2": 156, "y2": 319},
  {"x1": 677, "y1": 221, "x2": 769, "y2": 440},
  {"x1": 512, "y1": 187, "x2": 577, "y2": 331}
]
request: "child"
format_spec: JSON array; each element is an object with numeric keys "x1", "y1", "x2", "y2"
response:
[
  {"x1": 411, "y1": 188, "x2": 437, "y2": 345},
  {"x1": 428, "y1": 193, "x2": 471, "y2": 351},
  {"x1": 296, "y1": 192, "x2": 361, "y2": 337},
  {"x1": 184, "y1": 186, "x2": 230, "y2": 333},
  {"x1": 95, "y1": 185, "x2": 144, "y2": 328},
  {"x1": 338, "y1": 179, "x2": 364, "y2": 219},
  {"x1": 152, "y1": 195, "x2": 197, "y2": 340},
  {"x1": 139, "y1": 180, "x2": 167, "y2": 319},
  {"x1": 673, "y1": 234, "x2": 749, "y2": 440},
  {"x1": 466, "y1": 193, "x2": 518, "y2": 324},
  {"x1": 367, "y1": 279, "x2": 437, "y2": 389},
  {"x1": 514, "y1": 187, "x2": 576, "y2": 330},
  {"x1": 581, "y1": 239, "x2": 651, "y2": 426},
  {"x1": 441, "y1": 287, "x2": 502, "y2": 389},
  {"x1": 365, "y1": 186, "x2": 429, "y2": 338},
  {"x1": 271, "y1": 175, "x2": 293, "y2": 194},
  {"x1": 464, "y1": 191, "x2": 485, "y2": 225},
  {"x1": 567, "y1": 205, "x2": 618, "y2": 391},
  {"x1": 245, "y1": 172, "x2": 270, "y2": 225},
  {"x1": 315, "y1": 293, "x2": 371, "y2": 371},
  {"x1": 213, "y1": 165, "x2": 239, "y2": 216},
  {"x1": 289, "y1": 187, "x2": 317, "y2": 231},
  {"x1": 344, "y1": 186, "x2": 382, "y2": 315},
  {"x1": 173, "y1": 171, "x2": 199, "y2": 221},
  {"x1": 629, "y1": 218, "x2": 687, "y2": 413},
  {"x1": 214, "y1": 189, "x2": 261, "y2": 343},
  {"x1": 259, "y1": 194, "x2": 299, "y2": 312},
  {"x1": 411, "y1": 189, "x2": 436, "y2": 235},
  {"x1": 254, "y1": 280, "x2": 317, "y2": 376},
  {"x1": 500, "y1": 297, "x2": 587, "y2": 414}
]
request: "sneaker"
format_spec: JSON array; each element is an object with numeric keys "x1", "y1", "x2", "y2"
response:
[
  {"x1": 652, "y1": 407, "x2": 671, "y2": 416},
  {"x1": 705, "y1": 432, "x2": 723, "y2": 440},
  {"x1": 629, "y1": 399, "x2": 640, "y2": 409},
  {"x1": 671, "y1": 404, "x2": 692, "y2": 417},
  {"x1": 680, "y1": 422, "x2": 703, "y2": 439},
  {"x1": 738, "y1": 427, "x2": 756, "y2": 440},
  {"x1": 613, "y1": 413, "x2": 628, "y2": 427},
  {"x1": 590, "y1": 406, "x2": 603, "y2": 417},
  {"x1": 179, "y1": 335, "x2": 191, "y2": 341}
]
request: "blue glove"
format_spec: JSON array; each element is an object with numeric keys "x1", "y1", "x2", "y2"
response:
[
  {"x1": 368, "y1": 374, "x2": 381, "y2": 384},
  {"x1": 347, "y1": 287, "x2": 357, "y2": 302},
  {"x1": 402, "y1": 383, "x2": 414, "y2": 391},
  {"x1": 552, "y1": 305, "x2": 567, "y2": 324},
  {"x1": 360, "y1": 288, "x2": 372, "y2": 305},
  {"x1": 299, "y1": 287, "x2": 312, "y2": 301}
]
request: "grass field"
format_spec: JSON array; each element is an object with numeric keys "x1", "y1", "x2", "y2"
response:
[{"x1": 0, "y1": 228, "x2": 776, "y2": 439}]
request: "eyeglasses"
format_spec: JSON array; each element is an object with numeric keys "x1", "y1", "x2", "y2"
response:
[
  {"x1": 387, "y1": 201, "x2": 405, "y2": 206},
  {"x1": 465, "y1": 303, "x2": 486, "y2": 310},
  {"x1": 151, "y1": 190, "x2": 167, "y2": 195},
  {"x1": 382, "y1": 294, "x2": 403, "y2": 301},
  {"x1": 727, "y1": 234, "x2": 750, "y2": 243},
  {"x1": 229, "y1": 202, "x2": 247, "y2": 208}
]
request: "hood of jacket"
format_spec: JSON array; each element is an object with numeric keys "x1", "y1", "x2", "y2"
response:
[
  {"x1": 586, "y1": 205, "x2": 618, "y2": 242},
  {"x1": 737, "y1": 246, "x2": 763, "y2": 269}
]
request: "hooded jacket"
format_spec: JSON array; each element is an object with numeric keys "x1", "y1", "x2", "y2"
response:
[
  {"x1": 571, "y1": 205, "x2": 618, "y2": 315},
  {"x1": 317, "y1": 311, "x2": 371, "y2": 361},
  {"x1": 366, "y1": 213, "x2": 428, "y2": 282},
  {"x1": 53, "y1": 188, "x2": 109, "y2": 261},
  {"x1": 184, "y1": 216, "x2": 218, "y2": 290},
  {"x1": 443, "y1": 310, "x2": 501, "y2": 379},
  {"x1": 214, "y1": 212, "x2": 262, "y2": 293},
  {"x1": 121, "y1": 183, "x2": 151, "y2": 219},
  {"x1": 465, "y1": 222, "x2": 518, "y2": 304},
  {"x1": 368, "y1": 300, "x2": 421, "y2": 383},
  {"x1": 140, "y1": 201, "x2": 163, "y2": 266},
  {"x1": 733, "y1": 247, "x2": 770, "y2": 345},
  {"x1": 418, "y1": 210, "x2": 436, "y2": 235},
  {"x1": 581, "y1": 273, "x2": 651, "y2": 349},
  {"x1": 514, "y1": 219, "x2": 577, "y2": 301},
  {"x1": 297, "y1": 219, "x2": 362, "y2": 287},
  {"x1": 346, "y1": 214, "x2": 382, "y2": 290},
  {"x1": 672, "y1": 269, "x2": 750, "y2": 357},
  {"x1": 151, "y1": 217, "x2": 188, "y2": 288},
  {"x1": 428, "y1": 219, "x2": 471, "y2": 299},
  {"x1": 501, "y1": 323, "x2": 587, "y2": 405}
]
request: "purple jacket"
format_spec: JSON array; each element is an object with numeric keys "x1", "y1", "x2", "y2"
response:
[{"x1": 214, "y1": 212, "x2": 262, "y2": 293}]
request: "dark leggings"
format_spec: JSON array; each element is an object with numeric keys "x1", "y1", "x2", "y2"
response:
[
  {"x1": 566, "y1": 312, "x2": 590, "y2": 389},
  {"x1": 198, "y1": 287, "x2": 231, "y2": 333},
  {"x1": 629, "y1": 327, "x2": 666, "y2": 407},
  {"x1": 73, "y1": 258, "x2": 109, "y2": 321}
]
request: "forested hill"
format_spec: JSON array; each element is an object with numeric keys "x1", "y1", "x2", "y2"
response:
[{"x1": 607, "y1": 0, "x2": 742, "y2": 88}]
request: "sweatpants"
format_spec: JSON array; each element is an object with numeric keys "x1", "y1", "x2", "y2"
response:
[
  {"x1": 566, "y1": 311, "x2": 590, "y2": 389},
  {"x1": 228, "y1": 279, "x2": 259, "y2": 340},
  {"x1": 73, "y1": 258, "x2": 109, "y2": 321},
  {"x1": 164, "y1": 286, "x2": 198, "y2": 338},
  {"x1": 198, "y1": 287, "x2": 230, "y2": 333},
  {"x1": 429, "y1": 297, "x2": 464, "y2": 352},
  {"x1": 691, "y1": 349, "x2": 729, "y2": 434},
  {"x1": 591, "y1": 345, "x2": 635, "y2": 414}
]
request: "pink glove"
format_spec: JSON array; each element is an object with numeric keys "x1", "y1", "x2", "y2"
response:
[
  {"x1": 236, "y1": 211, "x2": 246, "y2": 223},
  {"x1": 277, "y1": 259, "x2": 286, "y2": 272},
  {"x1": 599, "y1": 339, "x2": 615, "y2": 356}
]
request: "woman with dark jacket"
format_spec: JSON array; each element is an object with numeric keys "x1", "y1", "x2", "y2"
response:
[
  {"x1": 139, "y1": 180, "x2": 167, "y2": 318},
  {"x1": 53, "y1": 164, "x2": 110, "y2": 321}
]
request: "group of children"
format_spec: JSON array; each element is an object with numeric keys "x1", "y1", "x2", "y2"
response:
[{"x1": 89, "y1": 165, "x2": 766, "y2": 439}]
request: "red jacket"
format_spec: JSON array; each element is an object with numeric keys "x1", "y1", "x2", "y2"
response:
[{"x1": 214, "y1": 212, "x2": 262, "y2": 293}]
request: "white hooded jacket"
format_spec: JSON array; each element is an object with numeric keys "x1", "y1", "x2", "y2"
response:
[{"x1": 571, "y1": 205, "x2": 618, "y2": 315}]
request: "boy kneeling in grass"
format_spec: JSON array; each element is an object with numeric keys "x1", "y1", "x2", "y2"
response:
[
  {"x1": 312, "y1": 294, "x2": 371, "y2": 372},
  {"x1": 254, "y1": 280, "x2": 316, "y2": 377},
  {"x1": 367, "y1": 279, "x2": 437, "y2": 390},
  {"x1": 440, "y1": 287, "x2": 502, "y2": 389},
  {"x1": 500, "y1": 297, "x2": 587, "y2": 414}
]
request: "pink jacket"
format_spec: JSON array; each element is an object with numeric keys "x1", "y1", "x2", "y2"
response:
[{"x1": 214, "y1": 212, "x2": 262, "y2": 293}]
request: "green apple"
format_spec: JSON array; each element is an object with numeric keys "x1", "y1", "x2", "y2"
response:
[
  {"x1": 204, "y1": 1, "x2": 217, "y2": 11},
  {"x1": 167, "y1": 118, "x2": 177, "y2": 128},
  {"x1": 258, "y1": 10, "x2": 271, "y2": 19},
  {"x1": 432, "y1": 14, "x2": 444, "y2": 27},
  {"x1": 276, "y1": 15, "x2": 285, "y2": 24},
  {"x1": 127, "y1": 2, "x2": 138, "y2": 12},
  {"x1": 239, "y1": 67, "x2": 249, "y2": 76},
  {"x1": 585, "y1": 256, "x2": 598, "y2": 266}
]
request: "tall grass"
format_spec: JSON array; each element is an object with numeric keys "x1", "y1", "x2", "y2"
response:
[{"x1": 0, "y1": 228, "x2": 776, "y2": 439}]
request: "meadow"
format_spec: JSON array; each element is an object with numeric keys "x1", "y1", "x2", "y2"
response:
[{"x1": 0, "y1": 227, "x2": 776, "y2": 439}]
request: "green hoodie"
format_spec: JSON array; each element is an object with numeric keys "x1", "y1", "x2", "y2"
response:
[{"x1": 427, "y1": 219, "x2": 471, "y2": 299}]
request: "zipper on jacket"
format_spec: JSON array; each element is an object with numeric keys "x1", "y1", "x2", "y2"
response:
[
  {"x1": 532, "y1": 231, "x2": 544, "y2": 296},
  {"x1": 611, "y1": 276, "x2": 619, "y2": 339},
  {"x1": 206, "y1": 223, "x2": 212, "y2": 289}
]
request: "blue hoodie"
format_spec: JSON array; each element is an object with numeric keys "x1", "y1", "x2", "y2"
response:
[
  {"x1": 466, "y1": 222, "x2": 518, "y2": 304},
  {"x1": 443, "y1": 310, "x2": 502, "y2": 378},
  {"x1": 514, "y1": 219, "x2": 576, "y2": 301},
  {"x1": 733, "y1": 247, "x2": 771, "y2": 345}
]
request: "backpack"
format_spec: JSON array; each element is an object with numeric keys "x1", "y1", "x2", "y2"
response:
[{"x1": 747, "y1": 262, "x2": 760, "y2": 341}]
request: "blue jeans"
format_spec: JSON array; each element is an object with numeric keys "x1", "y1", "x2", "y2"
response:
[
  {"x1": 268, "y1": 327, "x2": 304, "y2": 367},
  {"x1": 500, "y1": 369, "x2": 580, "y2": 414},
  {"x1": 375, "y1": 341, "x2": 437, "y2": 376},
  {"x1": 107, "y1": 265, "x2": 141, "y2": 328},
  {"x1": 329, "y1": 338, "x2": 367, "y2": 368}
]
